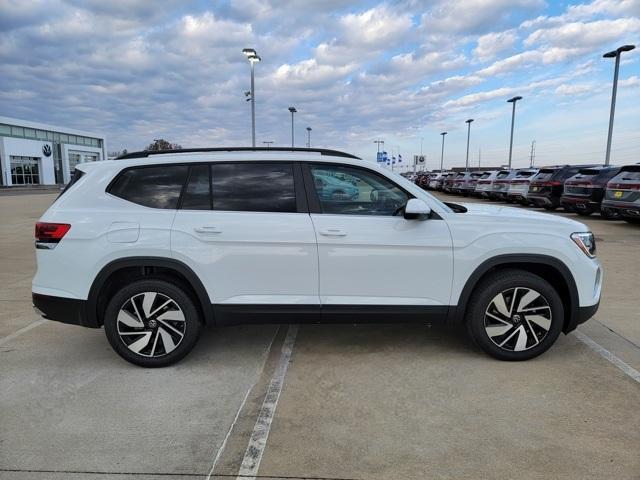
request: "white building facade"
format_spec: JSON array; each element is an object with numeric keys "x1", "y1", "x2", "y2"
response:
[{"x1": 0, "y1": 116, "x2": 107, "y2": 186}]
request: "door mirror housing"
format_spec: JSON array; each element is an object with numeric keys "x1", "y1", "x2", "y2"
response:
[{"x1": 404, "y1": 198, "x2": 431, "y2": 220}]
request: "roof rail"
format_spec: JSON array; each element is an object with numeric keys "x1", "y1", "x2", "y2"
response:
[{"x1": 116, "y1": 147, "x2": 361, "y2": 160}]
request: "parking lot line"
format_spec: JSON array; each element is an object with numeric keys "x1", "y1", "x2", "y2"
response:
[
  {"x1": 236, "y1": 325, "x2": 299, "y2": 480},
  {"x1": 574, "y1": 330, "x2": 640, "y2": 383},
  {"x1": 0, "y1": 319, "x2": 46, "y2": 347}
]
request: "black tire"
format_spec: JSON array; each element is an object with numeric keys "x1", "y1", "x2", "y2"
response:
[
  {"x1": 465, "y1": 269, "x2": 563, "y2": 361},
  {"x1": 543, "y1": 205, "x2": 557, "y2": 211},
  {"x1": 600, "y1": 208, "x2": 619, "y2": 220},
  {"x1": 104, "y1": 279, "x2": 202, "y2": 367},
  {"x1": 624, "y1": 217, "x2": 640, "y2": 224}
]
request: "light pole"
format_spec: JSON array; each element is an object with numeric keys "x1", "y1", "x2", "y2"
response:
[
  {"x1": 507, "y1": 96, "x2": 522, "y2": 169},
  {"x1": 603, "y1": 44, "x2": 635, "y2": 165},
  {"x1": 242, "y1": 48, "x2": 261, "y2": 147},
  {"x1": 440, "y1": 132, "x2": 447, "y2": 171},
  {"x1": 465, "y1": 119, "x2": 474, "y2": 171},
  {"x1": 288, "y1": 107, "x2": 297, "y2": 147},
  {"x1": 306, "y1": 127, "x2": 312, "y2": 148},
  {"x1": 263, "y1": 141, "x2": 274, "y2": 148}
]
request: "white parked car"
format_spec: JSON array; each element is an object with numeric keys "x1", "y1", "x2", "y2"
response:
[
  {"x1": 507, "y1": 168, "x2": 539, "y2": 204},
  {"x1": 33, "y1": 148, "x2": 602, "y2": 367},
  {"x1": 474, "y1": 171, "x2": 499, "y2": 197}
]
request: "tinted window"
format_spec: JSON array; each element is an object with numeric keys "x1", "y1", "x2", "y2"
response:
[
  {"x1": 534, "y1": 169, "x2": 557, "y2": 181},
  {"x1": 211, "y1": 162, "x2": 296, "y2": 212},
  {"x1": 618, "y1": 169, "x2": 640, "y2": 181},
  {"x1": 310, "y1": 164, "x2": 408, "y2": 216},
  {"x1": 558, "y1": 167, "x2": 581, "y2": 180},
  {"x1": 496, "y1": 171, "x2": 510, "y2": 179},
  {"x1": 109, "y1": 165, "x2": 188, "y2": 209},
  {"x1": 181, "y1": 165, "x2": 211, "y2": 210}
]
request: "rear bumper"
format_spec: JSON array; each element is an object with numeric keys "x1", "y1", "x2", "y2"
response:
[
  {"x1": 32, "y1": 293, "x2": 98, "y2": 328},
  {"x1": 561, "y1": 196, "x2": 600, "y2": 210},
  {"x1": 602, "y1": 200, "x2": 640, "y2": 217},
  {"x1": 527, "y1": 194, "x2": 558, "y2": 206}
]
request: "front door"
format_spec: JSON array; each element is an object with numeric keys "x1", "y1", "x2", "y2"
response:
[
  {"x1": 171, "y1": 161, "x2": 319, "y2": 313},
  {"x1": 305, "y1": 163, "x2": 453, "y2": 309}
]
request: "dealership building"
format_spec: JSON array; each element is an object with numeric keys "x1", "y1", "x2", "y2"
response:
[{"x1": 0, "y1": 116, "x2": 107, "y2": 186}]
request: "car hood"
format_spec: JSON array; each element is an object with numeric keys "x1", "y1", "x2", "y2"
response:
[{"x1": 455, "y1": 202, "x2": 588, "y2": 231}]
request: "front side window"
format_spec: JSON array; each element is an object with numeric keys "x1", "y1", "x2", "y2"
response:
[
  {"x1": 211, "y1": 162, "x2": 296, "y2": 212},
  {"x1": 109, "y1": 165, "x2": 189, "y2": 209},
  {"x1": 309, "y1": 164, "x2": 408, "y2": 216}
]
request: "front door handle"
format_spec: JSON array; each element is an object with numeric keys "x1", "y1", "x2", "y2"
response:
[
  {"x1": 194, "y1": 226, "x2": 222, "y2": 234},
  {"x1": 319, "y1": 229, "x2": 347, "y2": 237}
]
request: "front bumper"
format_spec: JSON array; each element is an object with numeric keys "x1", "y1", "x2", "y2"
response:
[{"x1": 32, "y1": 293, "x2": 98, "y2": 328}]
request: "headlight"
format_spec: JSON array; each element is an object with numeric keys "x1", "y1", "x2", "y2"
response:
[{"x1": 571, "y1": 232, "x2": 596, "y2": 258}]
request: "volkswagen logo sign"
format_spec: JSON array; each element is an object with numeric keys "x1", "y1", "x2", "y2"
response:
[{"x1": 42, "y1": 144, "x2": 52, "y2": 157}]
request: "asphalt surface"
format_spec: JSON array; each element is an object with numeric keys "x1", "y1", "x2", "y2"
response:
[{"x1": 1, "y1": 192, "x2": 639, "y2": 480}]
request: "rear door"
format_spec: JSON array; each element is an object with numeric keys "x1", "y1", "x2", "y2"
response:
[
  {"x1": 171, "y1": 161, "x2": 319, "y2": 310},
  {"x1": 304, "y1": 162, "x2": 453, "y2": 310}
]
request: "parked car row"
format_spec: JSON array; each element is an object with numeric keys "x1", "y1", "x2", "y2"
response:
[{"x1": 413, "y1": 164, "x2": 640, "y2": 224}]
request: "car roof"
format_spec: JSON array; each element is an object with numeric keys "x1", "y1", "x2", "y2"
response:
[{"x1": 117, "y1": 147, "x2": 360, "y2": 160}]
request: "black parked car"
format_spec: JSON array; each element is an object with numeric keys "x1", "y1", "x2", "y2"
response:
[
  {"x1": 561, "y1": 166, "x2": 621, "y2": 218},
  {"x1": 527, "y1": 165, "x2": 600, "y2": 210},
  {"x1": 602, "y1": 165, "x2": 640, "y2": 224}
]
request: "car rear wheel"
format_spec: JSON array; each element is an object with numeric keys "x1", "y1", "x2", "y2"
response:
[
  {"x1": 543, "y1": 205, "x2": 557, "y2": 211},
  {"x1": 465, "y1": 270, "x2": 563, "y2": 361},
  {"x1": 104, "y1": 279, "x2": 202, "y2": 367},
  {"x1": 600, "y1": 208, "x2": 619, "y2": 220}
]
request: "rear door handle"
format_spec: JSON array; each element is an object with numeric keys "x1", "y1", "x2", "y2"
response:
[
  {"x1": 194, "y1": 226, "x2": 222, "y2": 234},
  {"x1": 319, "y1": 229, "x2": 347, "y2": 237}
]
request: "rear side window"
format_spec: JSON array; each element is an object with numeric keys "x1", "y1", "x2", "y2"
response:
[
  {"x1": 211, "y1": 162, "x2": 296, "y2": 212},
  {"x1": 558, "y1": 167, "x2": 581, "y2": 180},
  {"x1": 181, "y1": 164, "x2": 211, "y2": 210},
  {"x1": 617, "y1": 169, "x2": 640, "y2": 181},
  {"x1": 109, "y1": 165, "x2": 189, "y2": 209},
  {"x1": 496, "y1": 171, "x2": 510, "y2": 179},
  {"x1": 534, "y1": 169, "x2": 557, "y2": 181}
]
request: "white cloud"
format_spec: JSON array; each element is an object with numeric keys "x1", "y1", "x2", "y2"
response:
[
  {"x1": 473, "y1": 30, "x2": 518, "y2": 61},
  {"x1": 555, "y1": 83, "x2": 596, "y2": 95},
  {"x1": 525, "y1": 18, "x2": 640, "y2": 48}
]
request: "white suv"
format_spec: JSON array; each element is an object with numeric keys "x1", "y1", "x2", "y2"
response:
[{"x1": 32, "y1": 148, "x2": 602, "y2": 367}]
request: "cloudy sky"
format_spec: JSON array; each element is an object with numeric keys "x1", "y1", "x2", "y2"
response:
[{"x1": 1, "y1": 0, "x2": 639, "y2": 168}]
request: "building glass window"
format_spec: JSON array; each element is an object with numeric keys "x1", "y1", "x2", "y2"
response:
[
  {"x1": 11, "y1": 126, "x2": 24, "y2": 137},
  {"x1": 36, "y1": 130, "x2": 47, "y2": 140},
  {"x1": 0, "y1": 124, "x2": 11, "y2": 135},
  {"x1": 24, "y1": 128, "x2": 36, "y2": 138},
  {"x1": 46, "y1": 131, "x2": 54, "y2": 140},
  {"x1": 10, "y1": 156, "x2": 40, "y2": 185},
  {"x1": 68, "y1": 152, "x2": 81, "y2": 172},
  {"x1": 59, "y1": 134, "x2": 68, "y2": 142}
]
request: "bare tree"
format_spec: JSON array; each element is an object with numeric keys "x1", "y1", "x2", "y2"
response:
[{"x1": 145, "y1": 139, "x2": 182, "y2": 151}]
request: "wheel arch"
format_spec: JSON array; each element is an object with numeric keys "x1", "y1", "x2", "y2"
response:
[
  {"x1": 448, "y1": 254, "x2": 579, "y2": 333},
  {"x1": 88, "y1": 257, "x2": 213, "y2": 327}
]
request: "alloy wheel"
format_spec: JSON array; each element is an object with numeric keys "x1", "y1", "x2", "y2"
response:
[
  {"x1": 116, "y1": 292, "x2": 186, "y2": 357},
  {"x1": 483, "y1": 287, "x2": 552, "y2": 352}
]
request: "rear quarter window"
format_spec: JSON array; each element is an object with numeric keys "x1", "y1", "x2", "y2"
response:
[{"x1": 109, "y1": 165, "x2": 189, "y2": 209}]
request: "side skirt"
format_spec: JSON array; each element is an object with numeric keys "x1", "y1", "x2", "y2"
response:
[{"x1": 213, "y1": 304, "x2": 449, "y2": 326}]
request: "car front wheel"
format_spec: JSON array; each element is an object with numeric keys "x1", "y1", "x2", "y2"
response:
[
  {"x1": 466, "y1": 270, "x2": 563, "y2": 361},
  {"x1": 104, "y1": 279, "x2": 202, "y2": 367}
]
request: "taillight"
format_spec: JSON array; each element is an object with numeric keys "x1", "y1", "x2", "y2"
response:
[
  {"x1": 609, "y1": 183, "x2": 640, "y2": 191},
  {"x1": 35, "y1": 222, "x2": 71, "y2": 249}
]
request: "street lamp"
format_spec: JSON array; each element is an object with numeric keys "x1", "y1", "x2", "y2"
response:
[
  {"x1": 465, "y1": 119, "x2": 474, "y2": 171},
  {"x1": 288, "y1": 107, "x2": 297, "y2": 147},
  {"x1": 306, "y1": 127, "x2": 312, "y2": 148},
  {"x1": 603, "y1": 44, "x2": 635, "y2": 165},
  {"x1": 242, "y1": 48, "x2": 261, "y2": 147},
  {"x1": 440, "y1": 132, "x2": 447, "y2": 171},
  {"x1": 506, "y1": 96, "x2": 522, "y2": 169}
]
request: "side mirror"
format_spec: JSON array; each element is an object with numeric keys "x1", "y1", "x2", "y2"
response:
[{"x1": 404, "y1": 198, "x2": 431, "y2": 220}]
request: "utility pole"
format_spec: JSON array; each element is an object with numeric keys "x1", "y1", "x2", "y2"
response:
[
  {"x1": 439, "y1": 132, "x2": 447, "y2": 172},
  {"x1": 465, "y1": 119, "x2": 474, "y2": 171},
  {"x1": 306, "y1": 127, "x2": 312, "y2": 148},
  {"x1": 507, "y1": 96, "x2": 522, "y2": 168},
  {"x1": 603, "y1": 44, "x2": 635, "y2": 165},
  {"x1": 478, "y1": 148, "x2": 481, "y2": 168},
  {"x1": 288, "y1": 107, "x2": 297, "y2": 147},
  {"x1": 242, "y1": 48, "x2": 261, "y2": 147},
  {"x1": 529, "y1": 140, "x2": 536, "y2": 167}
]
